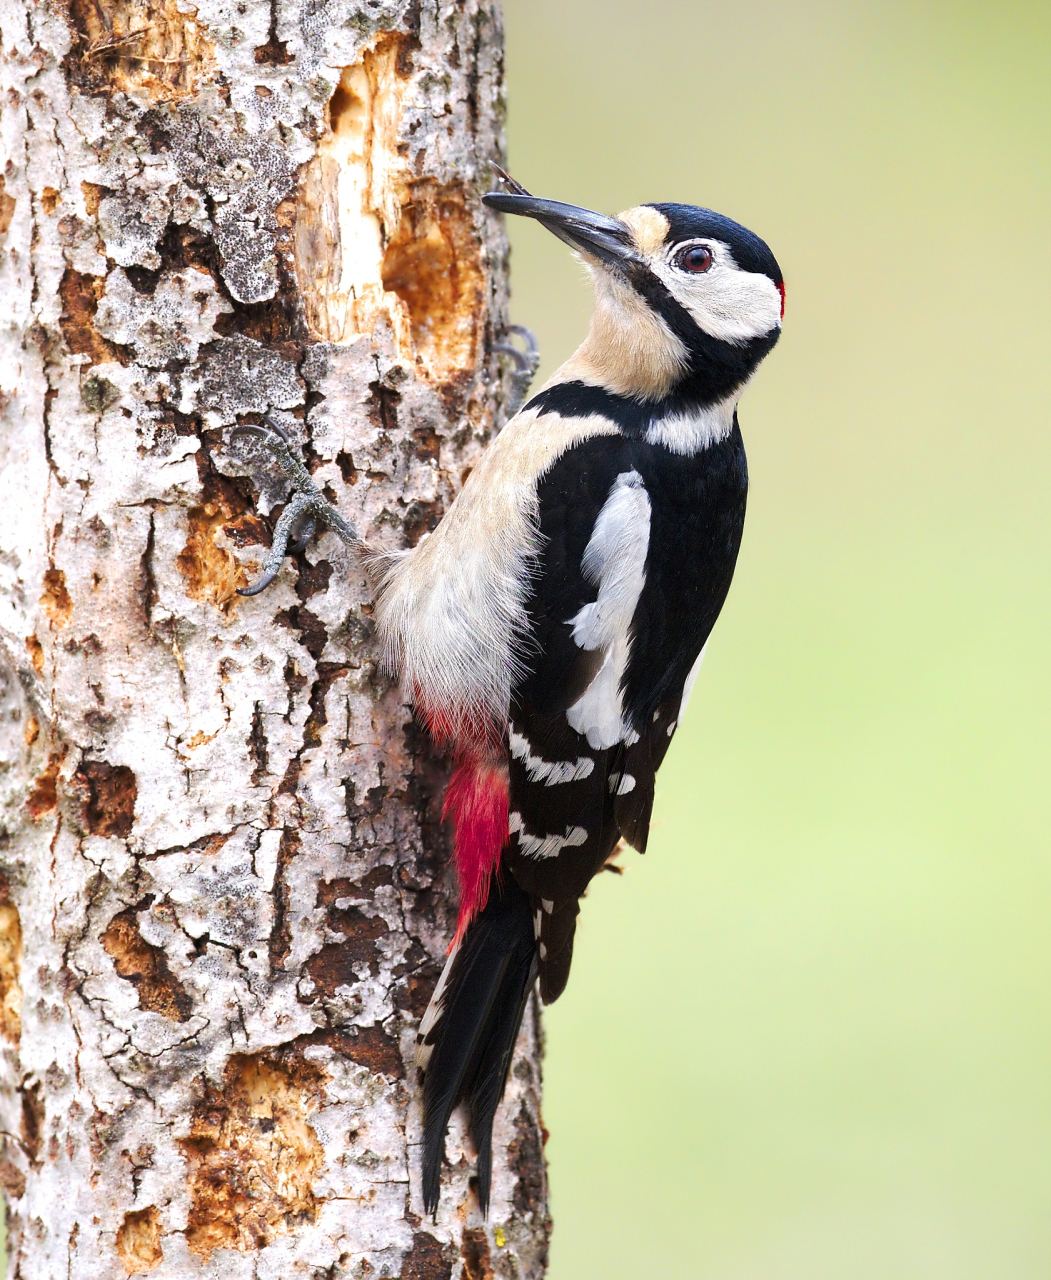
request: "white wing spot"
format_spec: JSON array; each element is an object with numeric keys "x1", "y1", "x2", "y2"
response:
[
  {"x1": 414, "y1": 937, "x2": 462, "y2": 1070},
  {"x1": 509, "y1": 728, "x2": 595, "y2": 785},
  {"x1": 515, "y1": 823, "x2": 589, "y2": 860},
  {"x1": 609, "y1": 772, "x2": 636, "y2": 795}
]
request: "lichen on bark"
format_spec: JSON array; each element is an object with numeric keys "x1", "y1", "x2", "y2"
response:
[{"x1": 0, "y1": 0, "x2": 549, "y2": 1274}]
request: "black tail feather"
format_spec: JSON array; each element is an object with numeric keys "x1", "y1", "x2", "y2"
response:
[
  {"x1": 537, "y1": 897, "x2": 580, "y2": 1003},
  {"x1": 419, "y1": 875, "x2": 537, "y2": 1215}
]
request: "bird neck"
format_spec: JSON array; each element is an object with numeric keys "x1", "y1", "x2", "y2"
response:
[
  {"x1": 553, "y1": 271, "x2": 689, "y2": 401},
  {"x1": 547, "y1": 268, "x2": 777, "y2": 413}
]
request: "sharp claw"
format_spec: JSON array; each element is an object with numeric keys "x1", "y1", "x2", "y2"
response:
[
  {"x1": 494, "y1": 326, "x2": 540, "y2": 375},
  {"x1": 238, "y1": 567, "x2": 281, "y2": 597},
  {"x1": 231, "y1": 422, "x2": 286, "y2": 451},
  {"x1": 493, "y1": 342, "x2": 533, "y2": 373},
  {"x1": 494, "y1": 325, "x2": 541, "y2": 423},
  {"x1": 260, "y1": 414, "x2": 292, "y2": 444},
  {"x1": 230, "y1": 423, "x2": 267, "y2": 441},
  {"x1": 226, "y1": 418, "x2": 359, "y2": 596},
  {"x1": 506, "y1": 323, "x2": 539, "y2": 360},
  {"x1": 289, "y1": 516, "x2": 316, "y2": 556}
]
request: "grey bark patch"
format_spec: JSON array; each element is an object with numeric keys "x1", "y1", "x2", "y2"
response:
[
  {"x1": 94, "y1": 267, "x2": 231, "y2": 366},
  {"x1": 196, "y1": 332, "x2": 304, "y2": 425}
]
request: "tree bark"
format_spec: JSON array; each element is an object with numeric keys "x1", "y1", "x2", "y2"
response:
[{"x1": 0, "y1": 0, "x2": 550, "y2": 1275}]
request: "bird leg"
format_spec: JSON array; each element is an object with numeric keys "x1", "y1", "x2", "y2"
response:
[
  {"x1": 493, "y1": 324, "x2": 540, "y2": 421},
  {"x1": 230, "y1": 417, "x2": 359, "y2": 597}
]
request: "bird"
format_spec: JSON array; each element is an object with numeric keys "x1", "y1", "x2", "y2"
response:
[{"x1": 231, "y1": 168, "x2": 784, "y2": 1215}]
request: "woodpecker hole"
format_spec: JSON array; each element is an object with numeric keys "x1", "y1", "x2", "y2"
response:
[
  {"x1": 178, "y1": 1054, "x2": 326, "y2": 1259},
  {"x1": 116, "y1": 1206, "x2": 163, "y2": 1274},
  {"x1": 64, "y1": 0, "x2": 215, "y2": 100},
  {"x1": 295, "y1": 34, "x2": 486, "y2": 382},
  {"x1": 380, "y1": 179, "x2": 485, "y2": 383},
  {"x1": 101, "y1": 904, "x2": 193, "y2": 1022},
  {"x1": 0, "y1": 877, "x2": 22, "y2": 1046}
]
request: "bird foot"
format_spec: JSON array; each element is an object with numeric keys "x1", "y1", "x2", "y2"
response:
[
  {"x1": 493, "y1": 324, "x2": 540, "y2": 422},
  {"x1": 230, "y1": 417, "x2": 359, "y2": 597}
]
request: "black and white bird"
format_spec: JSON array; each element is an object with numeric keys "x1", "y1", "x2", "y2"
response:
[{"x1": 234, "y1": 171, "x2": 784, "y2": 1215}]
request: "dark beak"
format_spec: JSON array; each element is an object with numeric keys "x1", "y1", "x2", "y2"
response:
[{"x1": 483, "y1": 167, "x2": 638, "y2": 270}]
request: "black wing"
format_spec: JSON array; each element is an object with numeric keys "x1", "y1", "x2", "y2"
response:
[{"x1": 505, "y1": 425, "x2": 748, "y2": 1002}]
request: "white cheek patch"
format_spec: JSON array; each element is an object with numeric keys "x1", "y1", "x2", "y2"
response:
[{"x1": 652, "y1": 244, "x2": 782, "y2": 345}]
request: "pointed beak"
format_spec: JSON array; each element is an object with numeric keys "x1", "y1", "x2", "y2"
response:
[{"x1": 483, "y1": 188, "x2": 638, "y2": 270}]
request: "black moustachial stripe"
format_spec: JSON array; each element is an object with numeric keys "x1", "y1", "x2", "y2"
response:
[{"x1": 625, "y1": 265, "x2": 781, "y2": 406}]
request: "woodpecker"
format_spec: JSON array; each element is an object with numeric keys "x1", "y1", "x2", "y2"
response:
[{"x1": 232, "y1": 170, "x2": 783, "y2": 1215}]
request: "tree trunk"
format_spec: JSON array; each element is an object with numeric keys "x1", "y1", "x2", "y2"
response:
[{"x1": 0, "y1": 0, "x2": 550, "y2": 1275}]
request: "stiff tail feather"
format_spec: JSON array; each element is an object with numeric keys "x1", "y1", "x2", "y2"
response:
[{"x1": 415, "y1": 875, "x2": 537, "y2": 1215}]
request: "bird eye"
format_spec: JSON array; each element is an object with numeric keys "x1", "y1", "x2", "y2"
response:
[{"x1": 679, "y1": 245, "x2": 713, "y2": 273}]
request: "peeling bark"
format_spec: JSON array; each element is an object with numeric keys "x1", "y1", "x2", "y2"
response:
[{"x1": 0, "y1": 0, "x2": 550, "y2": 1274}]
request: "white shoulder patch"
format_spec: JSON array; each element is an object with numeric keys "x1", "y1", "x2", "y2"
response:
[
  {"x1": 565, "y1": 470, "x2": 651, "y2": 750},
  {"x1": 374, "y1": 407, "x2": 620, "y2": 738}
]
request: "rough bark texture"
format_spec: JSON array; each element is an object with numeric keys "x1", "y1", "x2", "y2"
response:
[{"x1": 0, "y1": 0, "x2": 550, "y2": 1275}]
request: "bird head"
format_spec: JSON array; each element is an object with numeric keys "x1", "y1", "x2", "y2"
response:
[{"x1": 484, "y1": 170, "x2": 783, "y2": 405}]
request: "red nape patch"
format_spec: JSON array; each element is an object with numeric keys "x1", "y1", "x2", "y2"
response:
[
  {"x1": 443, "y1": 758, "x2": 509, "y2": 946},
  {"x1": 778, "y1": 281, "x2": 786, "y2": 319}
]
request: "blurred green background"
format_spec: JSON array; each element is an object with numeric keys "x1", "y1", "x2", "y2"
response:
[{"x1": 499, "y1": 0, "x2": 1051, "y2": 1276}]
